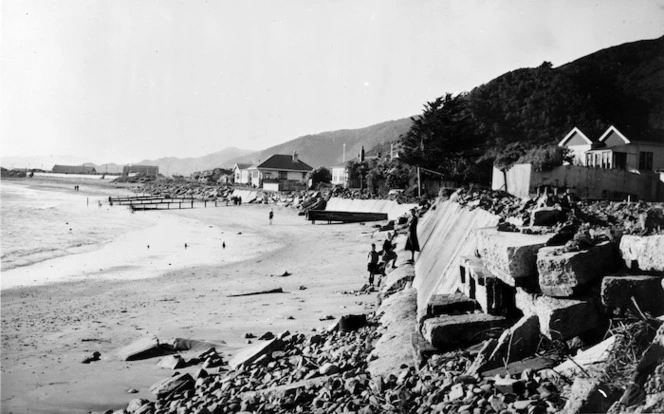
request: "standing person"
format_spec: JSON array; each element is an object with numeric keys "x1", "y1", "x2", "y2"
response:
[
  {"x1": 405, "y1": 209, "x2": 420, "y2": 261},
  {"x1": 381, "y1": 232, "x2": 398, "y2": 269},
  {"x1": 367, "y1": 243, "x2": 380, "y2": 287},
  {"x1": 269, "y1": 209, "x2": 274, "y2": 225}
]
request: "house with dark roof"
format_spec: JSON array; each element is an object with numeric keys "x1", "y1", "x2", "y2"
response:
[
  {"x1": 52, "y1": 164, "x2": 97, "y2": 174},
  {"x1": 559, "y1": 126, "x2": 664, "y2": 172},
  {"x1": 233, "y1": 163, "x2": 252, "y2": 184},
  {"x1": 252, "y1": 152, "x2": 313, "y2": 190}
]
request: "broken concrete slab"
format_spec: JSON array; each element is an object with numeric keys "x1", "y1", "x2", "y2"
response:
[
  {"x1": 411, "y1": 329, "x2": 438, "y2": 369},
  {"x1": 149, "y1": 372, "x2": 194, "y2": 398},
  {"x1": 537, "y1": 241, "x2": 619, "y2": 297},
  {"x1": 369, "y1": 287, "x2": 417, "y2": 379},
  {"x1": 560, "y1": 377, "x2": 618, "y2": 414},
  {"x1": 241, "y1": 374, "x2": 340, "y2": 399},
  {"x1": 228, "y1": 338, "x2": 284, "y2": 369},
  {"x1": 619, "y1": 234, "x2": 664, "y2": 273},
  {"x1": 543, "y1": 336, "x2": 616, "y2": 379},
  {"x1": 486, "y1": 315, "x2": 540, "y2": 370},
  {"x1": 460, "y1": 256, "x2": 515, "y2": 316},
  {"x1": 601, "y1": 275, "x2": 664, "y2": 316},
  {"x1": 426, "y1": 292, "x2": 476, "y2": 318},
  {"x1": 116, "y1": 337, "x2": 165, "y2": 361},
  {"x1": 515, "y1": 288, "x2": 539, "y2": 316},
  {"x1": 480, "y1": 354, "x2": 560, "y2": 378},
  {"x1": 379, "y1": 264, "x2": 415, "y2": 300},
  {"x1": 476, "y1": 228, "x2": 551, "y2": 286},
  {"x1": 157, "y1": 355, "x2": 186, "y2": 370},
  {"x1": 536, "y1": 296, "x2": 600, "y2": 341},
  {"x1": 530, "y1": 206, "x2": 564, "y2": 227},
  {"x1": 421, "y1": 313, "x2": 507, "y2": 349}
]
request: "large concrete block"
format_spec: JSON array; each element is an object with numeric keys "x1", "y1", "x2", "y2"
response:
[
  {"x1": 537, "y1": 241, "x2": 618, "y2": 297},
  {"x1": 601, "y1": 275, "x2": 664, "y2": 316},
  {"x1": 116, "y1": 337, "x2": 163, "y2": 361},
  {"x1": 476, "y1": 228, "x2": 551, "y2": 286},
  {"x1": 560, "y1": 378, "x2": 618, "y2": 414},
  {"x1": 515, "y1": 288, "x2": 538, "y2": 316},
  {"x1": 426, "y1": 292, "x2": 477, "y2": 317},
  {"x1": 536, "y1": 296, "x2": 599, "y2": 341},
  {"x1": 619, "y1": 235, "x2": 664, "y2": 273},
  {"x1": 421, "y1": 313, "x2": 507, "y2": 349}
]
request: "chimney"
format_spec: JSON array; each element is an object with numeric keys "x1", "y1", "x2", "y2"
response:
[{"x1": 292, "y1": 151, "x2": 298, "y2": 163}]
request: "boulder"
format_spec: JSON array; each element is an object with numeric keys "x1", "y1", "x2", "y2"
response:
[
  {"x1": 601, "y1": 275, "x2": 664, "y2": 316},
  {"x1": 228, "y1": 338, "x2": 284, "y2": 369},
  {"x1": 530, "y1": 206, "x2": 564, "y2": 226},
  {"x1": 537, "y1": 241, "x2": 618, "y2": 297},
  {"x1": 639, "y1": 207, "x2": 664, "y2": 233},
  {"x1": 476, "y1": 228, "x2": 551, "y2": 286},
  {"x1": 421, "y1": 313, "x2": 507, "y2": 349},
  {"x1": 619, "y1": 235, "x2": 664, "y2": 272},
  {"x1": 560, "y1": 378, "x2": 618, "y2": 414},
  {"x1": 535, "y1": 296, "x2": 599, "y2": 341}
]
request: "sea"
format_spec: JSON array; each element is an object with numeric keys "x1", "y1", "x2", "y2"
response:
[{"x1": 0, "y1": 177, "x2": 254, "y2": 289}]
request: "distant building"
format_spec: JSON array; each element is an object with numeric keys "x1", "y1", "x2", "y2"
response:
[
  {"x1": 254, "y1": 152, "x2": 313, "y2": 190},
  {"x1": 559, "y1": 126, "x2": 664, "y2": 171},
  {"x1": 233, "y1": 163, "x2": 252, "y2": 184},
  {"x1": 52, "y1": 164, "x2": 97, "y2": 174},
  {"x1": 123, "y1": 165, "x2": 159, "y2": 177},
  {"x1": 331, "y1": 166, "x2": 348, "y2": 187}
]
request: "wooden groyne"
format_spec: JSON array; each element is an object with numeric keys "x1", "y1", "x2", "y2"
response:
[
  {"x1": 109, "y1": 196, "x2": 222, "y2": 211},
  {"x1": 306, "y1": 210, "x2": 388, "y2": 224}
]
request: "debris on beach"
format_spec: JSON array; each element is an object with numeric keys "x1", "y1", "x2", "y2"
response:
[
  {"x1": 227, "y1": 288, "x2": 284, "y2": 297},
  {"x1": 81, "y1": 351, "x2": 101, "y2": 364}
]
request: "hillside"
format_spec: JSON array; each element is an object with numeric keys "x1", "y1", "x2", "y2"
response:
[
  {"x1": 129, "y1": 147, "x2": 253, "y2": 176},
  {"x1": 229, "y1": 118, "x2": 413, "y2": 168}
]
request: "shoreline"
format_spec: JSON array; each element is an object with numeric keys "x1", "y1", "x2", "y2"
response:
[{"x1": 1, "y1": 193, "x2": 381, "y2": 413}]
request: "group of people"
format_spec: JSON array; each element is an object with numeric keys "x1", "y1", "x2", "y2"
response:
[
  {"x1": 73, "y1": 185, "x2": 80, "y2": 191},
  {"x1": 366, "y1": 208, "x2": 420, "y2": 287}
]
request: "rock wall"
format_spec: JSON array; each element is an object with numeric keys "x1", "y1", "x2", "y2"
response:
[
  {"x1": 412, "y1": 199, "x2": 500, "y2": 315},
  {"x1": 325, "y1": 198, "x2": 418, "y2": 221}
]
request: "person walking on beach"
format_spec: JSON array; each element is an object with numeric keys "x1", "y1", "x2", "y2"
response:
[
  {"x1": 367, "y1": 243, "x2": 380, "y2": 287},
  {"x1": 405, "y1": 209, "x2": 420, "y2": 261},
  {"x1": 269, "y1": 209, "x2": 274, "y2": 225},
  {"x1": 381, "y1": 231, "x2": 398, "y2": 269}
]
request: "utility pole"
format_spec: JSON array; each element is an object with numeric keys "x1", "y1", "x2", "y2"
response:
[
  {"x1": 417, "y1": 167, "x2": 421, "y2": 198},
  {"x1": 342, "y1": 143, "x2": 346, "y2": 163}
]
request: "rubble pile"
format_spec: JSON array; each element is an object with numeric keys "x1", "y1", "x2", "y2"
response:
[{"x1": 107, "y1": 321, "x2": 570, "y2": 414}]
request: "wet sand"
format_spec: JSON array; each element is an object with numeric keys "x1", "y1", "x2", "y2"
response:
[{"x1": 1, "y1": 198, "x2": 381, "y2": 413}]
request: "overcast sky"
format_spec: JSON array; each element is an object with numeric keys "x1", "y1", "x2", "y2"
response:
[{"x1": 2, "y1": 0, "x2": 663, "y2": 164}]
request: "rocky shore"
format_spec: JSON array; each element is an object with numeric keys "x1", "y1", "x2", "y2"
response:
[{"x1": 98, "y1": 186, "x2": 664, "y2": 414}]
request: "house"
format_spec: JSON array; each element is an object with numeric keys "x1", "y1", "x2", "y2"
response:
[
  {"x1": 559, "y1": 126, "x2": 664, "y2": 171},
  {"x1": 253, "y1": 152, "x2": 313, "y2": 191},
  {"x1": 331, "y1": 166, "x2": 348, "y2": 187},
  {"x1": 123, "y1": 165, "x2": 159, "y2": 177},
  {"x1": 558, "y1": 127, "x2": 593, "y2": 165},
  {"x1": 52, "y1": 164, "x2": 97, "y2": 174},
  {"x1": 584, "y1": 126, "x2": 664, "y2": 171},
  {"x1": 233, "y1": 163, "x2": 252, "y2": 185}
]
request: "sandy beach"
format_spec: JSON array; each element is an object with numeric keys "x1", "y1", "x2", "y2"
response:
[{"x1": 1, "y1": 179, "x2": 381, "y2": 413}]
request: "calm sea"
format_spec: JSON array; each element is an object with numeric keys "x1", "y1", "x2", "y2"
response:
[{"x1": 0, "y1": 180, "x2": 150, "y2": 272}]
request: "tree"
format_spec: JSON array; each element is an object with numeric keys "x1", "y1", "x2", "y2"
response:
[
  {"x1": 308, "y1": 167, "x2": 332, "y2": 188},
  {"x1": 399, "y1": 93, "x2": 483, "y2": 181}
]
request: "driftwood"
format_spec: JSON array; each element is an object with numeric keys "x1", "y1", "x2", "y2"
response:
[{"x1": 227, "y1": 288, "x2": 284, "y2": 297}]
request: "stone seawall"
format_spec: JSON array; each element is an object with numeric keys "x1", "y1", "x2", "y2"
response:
[{"x1": 412, "y1": 199, "x2": 499, "y2": 317}]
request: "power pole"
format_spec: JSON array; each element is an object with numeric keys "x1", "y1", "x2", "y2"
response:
[{"x1": 417, "y1": 167, "x2": 421, "y2": 198}]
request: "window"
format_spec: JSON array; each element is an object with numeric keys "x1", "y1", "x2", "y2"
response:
[
  {"x1": 613, "y1": 152, "x2": 627, "y2": 170},
  {"x1": 301, "y1": 172, "x2": 306, "y2": 180},
  {"x1": 639, "y1": 152, "x2": 653, "y2": 171},
  {"x1": 279, "y1": 171, "x2": 287, "y2": 180}
]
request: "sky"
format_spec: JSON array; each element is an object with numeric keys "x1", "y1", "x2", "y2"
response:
[{"x1": 1, "y1": 0, "x2": 664, "y2": 165}]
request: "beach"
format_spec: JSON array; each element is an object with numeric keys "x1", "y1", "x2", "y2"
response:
[{"x1": 1, "y1": 178, "x2": 378, "y2": 413}]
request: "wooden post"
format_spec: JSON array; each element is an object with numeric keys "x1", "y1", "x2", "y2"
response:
[{"x1": 191, "y1": 200, "x2": 194, "y2": 209}]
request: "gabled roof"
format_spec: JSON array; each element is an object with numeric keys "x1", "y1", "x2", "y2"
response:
[
  {"x1": 233, "y1": 163, "x2": 252, "y2": 170},
  {"x1": 598, "y1": 125, "x2": 631, "y2": 144},
  {"x1": 558, "y1": 127, "x2": 593, "y2": 146},
  {"x1": 256, "y1": 154, "x2": 313, "y2": 172}
]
